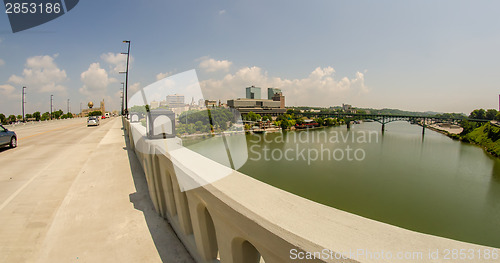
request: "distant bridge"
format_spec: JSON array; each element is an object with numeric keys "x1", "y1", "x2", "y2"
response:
[{"x1": 301, "y1": 112, "x2": 489, "y2": 133}]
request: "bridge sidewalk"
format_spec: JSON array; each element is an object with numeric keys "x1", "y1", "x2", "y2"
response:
[{"x1": 36, "y1": 118, "x2": 193, "y2": 263}]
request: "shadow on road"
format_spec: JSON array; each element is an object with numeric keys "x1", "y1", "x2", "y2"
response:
[
  {"x1": 121, "y1": 126, "x2": 194, "y2": 263},
  {"x1": 0, "y1": 147, "x2": 14, "y2": 153}
]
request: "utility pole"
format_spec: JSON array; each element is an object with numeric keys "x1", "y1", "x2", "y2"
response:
[
  {"x1": 22, "y1": 86, "x2": 26, "y2": 122},
  {"x1": 80, "y1": 102, "x2": 82, "y2": 117},
  {"x1": 120, "y1": 40, "x2": 131, "y2": 118},
  {"x1": 121, "y1": 82, "x2": 124, "y2": 115},
  {"x1": 67, "y1": 99, "x2": 70, "y2": 114},
  {"x1": 50, "y1": 95, "x2": 53, "y2": 120}
]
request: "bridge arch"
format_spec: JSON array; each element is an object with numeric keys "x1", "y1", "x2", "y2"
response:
[
  {"x1": 193, "y1": 202, "x2": 219, "y2": 261},
  {"x1": 231, "y1": 237, "x2": 264, "y2": 263}
]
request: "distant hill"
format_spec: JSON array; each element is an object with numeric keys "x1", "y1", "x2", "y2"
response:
[
  {"x1": 290, "y1": 106, "x2": 466, "y2": 118},
  {"x1": 362, "y1": 108, "x2": 440, "y2": 116}
]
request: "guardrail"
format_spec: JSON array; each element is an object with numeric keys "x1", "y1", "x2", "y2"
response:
[{"x1": 122, "y1": 117, "x2": 498, "y2": 263}]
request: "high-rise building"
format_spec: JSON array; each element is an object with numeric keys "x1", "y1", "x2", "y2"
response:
[
  {"x1": 246, "y1": 86, "x2": 261, "y2": 99},
  {"x1": 166, "y1": 94, "x2": 185, "y2": 108},
  {"x1": 267, "y1": 88, "x2": 282, "y2": 100}
]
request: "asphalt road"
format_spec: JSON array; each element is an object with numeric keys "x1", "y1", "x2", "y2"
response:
[{"x1": 0, "y1": 117, "x2": 193, "y2": 262}]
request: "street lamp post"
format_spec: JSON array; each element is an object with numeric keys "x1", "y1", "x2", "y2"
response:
[
  {"x1": 50, "y1": 95, "x2": 53, "y2": 120},
  {"x1": 121, "y1": 82, "x2": 125, "y2": 115},
  {"x1": 120, "y1": 40, "x2": 131, "y2": 118},
  {"x1": 22, "y1": 86, "x2": 26, "y2": 122}
]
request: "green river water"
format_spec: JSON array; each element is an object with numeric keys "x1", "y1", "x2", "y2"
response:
[{"x1": 184, "y1": 122, "x2": 500, "y2": 248}]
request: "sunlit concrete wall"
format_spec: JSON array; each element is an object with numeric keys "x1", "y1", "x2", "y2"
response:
[{"x1": 122, "y1": 118, "x2": 498, "y2": 263}]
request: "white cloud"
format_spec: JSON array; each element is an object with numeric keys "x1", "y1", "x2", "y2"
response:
[
  {"x1": 0, "y1": 84, "x2": 19, "y2": 99},
  {"x1": 156, "y1": 72, "x2": 173, "y2": 80},
  {"x1": 219, "y1": 9, "x2": 226, "y2": 15},
  {"x1": 79, "y1": 62, "x2": 117, "y2": 97},
  {"x1": 100, "y1": 52, "x2": 132, "y2": 74},
  {"x1": 128, "y1": 82, "x2": 141, "y2": 94},
  {"x1": 200, "y1": 62, "x2": 369, "y2": 107},
  {"x1": 0, "y1": 59, "x2": 4, "y2": 66},
  {"x1": 199, "y1": 57, "x2": 232, "y2": 73},
  {"x1": 7, "y1": 55, "x2": 67, "y2": 94}
]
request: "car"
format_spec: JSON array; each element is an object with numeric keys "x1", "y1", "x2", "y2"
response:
[
  {"x1": 0, "y1": 124, "x2": 17, "y2": 148},
  {"x1": 87, "y1": 116, "x2": 100, "y2": 127}
]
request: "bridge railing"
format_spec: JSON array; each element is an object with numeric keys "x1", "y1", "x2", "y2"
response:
[{"x1": 122, "y1": 117, "x2": 497, "y2": 263}]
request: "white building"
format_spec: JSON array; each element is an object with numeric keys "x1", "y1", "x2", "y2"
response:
[{"x1": 167, "y1": 94, "x2": 185, "y2": 108}]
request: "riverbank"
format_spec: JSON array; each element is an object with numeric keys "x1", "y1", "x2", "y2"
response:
[
  {"x1": 430, "y1": 121, "x2": 500, "y2": 158},
  {"x1": 460, "y1": 122, "x2": 500, "y2": 157},
  {"x1": 427, "y1": 123, "x2": 463, "y2": 135}
]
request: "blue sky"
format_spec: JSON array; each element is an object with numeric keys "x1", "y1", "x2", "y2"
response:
[{"x1": 1, "y1": 0, "x2": 500, "y2": 115}]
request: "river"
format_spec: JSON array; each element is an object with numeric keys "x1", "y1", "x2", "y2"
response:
[{"x1": 184, "y1": 121, "x2": 500, "y2": 248}]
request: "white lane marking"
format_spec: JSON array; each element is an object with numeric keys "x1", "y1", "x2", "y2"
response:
[
  {"x1": 0, "y1": 164, "x2": 49, "y2": 211},
  {"x1": 0, "y1": 118, "x2": 117, "y2": 212}
]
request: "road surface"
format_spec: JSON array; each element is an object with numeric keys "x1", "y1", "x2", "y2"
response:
[{"x1": 0, "y1": 117, "x2": 193, "y2": 262}]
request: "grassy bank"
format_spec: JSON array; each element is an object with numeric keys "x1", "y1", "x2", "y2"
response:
[{"x1": 453, "y1": 122, "x2": 500, "y2": 157}]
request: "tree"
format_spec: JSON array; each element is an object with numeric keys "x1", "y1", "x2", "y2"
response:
[
  {"x1": 89, "y1": 111, "x2": 102, "y2": 116},
  {"x1": 194, "y1": 121, "x2": 204, "y2": 133},
  {"x1": 25, "y1": 113, "x2": 32, "y2": 119},
  {"x1": 17, "y1": 115, "x2": 22, "y2": 120},
  {"x1": 460, "y1": 120, "x2": 483, "y2": 135},
  {"x1": 33, "y1": 111, "x2": 41, "y2": 121},
  {"x1": 314, "y1": 117, "x2": 324, "y2": 126},
  {"x1": 61, "y1": 112, "x2": 73, "y2": 119},
  {"x1": 41, "y1": 112, "x2": 50, "y2": 121},
  {"x1": 325, "y1": 118, "x2": 337, "y2": 126},
  {"x1": 469, "y1": 109, "x2": 486, "y2": 120},
  {"x1": 0, "y1": 114, "x2": 6, "y2": 124},
  {"x1": 8, "y1": 115, "x2": 16, "y2": 123},
  {"x1": 53, "y1": 109, "x2": 64, "y2": 119},
  {"x1": 485, "y1": 109, "x2": 498, "y2": 120},
  {"x1": 357, "y1": 109, "x2": 366, "y2": 115},
  {"x1": 130, "y1": 105, "x2": 147, "y2": 115},
  {"x1": 246, "y1": 111, "x2": 261, "y2": 122},
  {"x1": 280, "y1": 118, "x2": 290, "y2": 129}
]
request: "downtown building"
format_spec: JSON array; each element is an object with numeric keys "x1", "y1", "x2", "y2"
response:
[{"x1": 227, "y1": 87, "x2": 286, "y2": 116}]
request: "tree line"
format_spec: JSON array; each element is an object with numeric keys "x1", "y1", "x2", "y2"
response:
[
  {"x1": 0, "y1": 110, "x2": 74, "y2": 125},
  {"x1": 468, "y1": 108, "x2": 500, "y2": 120},
  {"x1": 176, "y1": 108, "x2": 238, "y2": 135}
]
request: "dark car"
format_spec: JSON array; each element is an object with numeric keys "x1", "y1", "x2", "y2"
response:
[{"x1": 0, "y1": 125, "x2": 17, "y2": 148}]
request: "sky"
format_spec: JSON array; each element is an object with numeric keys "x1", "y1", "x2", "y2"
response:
[{"x1": 1, "y1": 0, "x2": 500, "y2": 116}]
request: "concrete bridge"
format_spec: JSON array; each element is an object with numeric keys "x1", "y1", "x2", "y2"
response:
[
  {"x1": 1, "y1": 117, "x2": 498, "y2": 262},
  {"x1": 123, "y1": 117, "x2": 498, "y2": 262},
  {"x1": 301, "y1": 112, "x2": 489, "y2": 133}
]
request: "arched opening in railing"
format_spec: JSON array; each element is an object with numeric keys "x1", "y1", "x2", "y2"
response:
[
  {"x1": 232, "y1": 238, "x2": 265, "y2": 263},
  {"x1": 165, "y1": 171, "x2": 177, "y2": 216},
  {"x1": 156, "y1": 156, "x2": 177, "y2": 218},
  {"x1": 196, "y1": 204, "x2": 219, "y2": 261}
]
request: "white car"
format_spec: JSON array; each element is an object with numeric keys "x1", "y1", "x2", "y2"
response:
[{"x1": 87, "y1": 116, "x2": 100, "y2": 127}]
